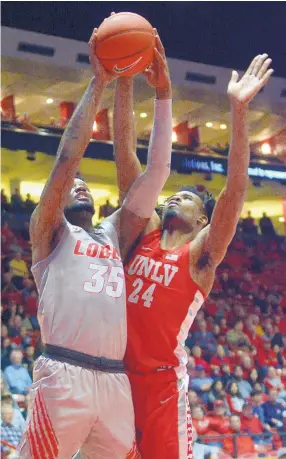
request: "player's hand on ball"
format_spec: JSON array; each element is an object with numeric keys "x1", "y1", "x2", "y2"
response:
[
  {"x1": 144, "y1": 31, "x2": 172, "y2": 98},
  {"x1": 227, "y1": 53, "x2": 273, "y2": 106},
  {"x1": 88, "y1": 28, "x2": 117, "y2": 86}
]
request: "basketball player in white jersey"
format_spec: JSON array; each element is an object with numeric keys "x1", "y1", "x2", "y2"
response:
[{"x1": 18, "y1": 29, "x2": 172, "y2": 459}]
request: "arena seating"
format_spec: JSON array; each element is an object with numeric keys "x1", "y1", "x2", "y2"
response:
[{"x1": 1, "y1": 195, "x2": 286, "y2": 458}]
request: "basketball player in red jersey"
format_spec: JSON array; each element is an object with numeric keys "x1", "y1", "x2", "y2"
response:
[{"x1": 114, "y1": 51, "x2": 274, "y2": 459}]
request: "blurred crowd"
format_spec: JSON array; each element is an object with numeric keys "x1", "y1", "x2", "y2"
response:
[{"x1": 1, "y1": 189, "x2": 286, "y2": 458}]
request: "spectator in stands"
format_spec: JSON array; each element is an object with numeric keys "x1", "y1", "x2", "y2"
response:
[
  {"x1": 219, "y1": 271, "x2": 237, "y2": 295},
  {"x1": 221, "y1": 363, "x2": 233, "y2": 387},
  {"x1": 191, "y1": 405, "x2": 222, "y2": 447},
  {"x1": 22, "y1": 344, "x2": 35, "y2": 379},
  {"x1": 99, "y1": 199, "x2": 115, "y2": 218},
  {"x1": 1, "y1": 371, "x2": 10, "y2": 395},
  {"x1": 257, "y1": 339, "x2": 280, "y2": 375},
  {"x1": 210, "y1": 344, "x2": 231, "y2": 371},
  {"x1": 265, "y1": 367, "x2": 286, "y2": 401},
  {"x1": 192, "y1": 426, "x2": 220, "y2": 459},
  {"x1": 262, "y1": 388, "x2": 286, "y2": 435},
  {"x1": 14, "y1": 326, "x2": 31, "y2": 349},
  {"x1": 20, "y1": 221, "x2": 30, "y2": 243},
  {"x1": 211, "y1": 323, "x2": 225, "y2": 345},
  {"x1": 262, "y1": 322, "x2": 275, "y2": 342},
  {"x1": 9, "y1": 251, "x2": 28, "y2": 289},
  {"x1": 3, "y1": 349, "x2": 32, "y2": 396},
  {"x1": 240, "y1": 401, "x2": 272, "y2": 446},
  {"x1": 1, "y1": 403, "x2": 24, "y2": 456},
  {"x1": 191, "y1": 345, "x2": 210, "y2": 372},
  {"x1": 239, "y1": 270, "x2": 253, "y2": 295},
  {"x1": 1, "y1": 221, "x2": 17, "y2": 254},
  {"x1": 2, "y1": 301, "x2": 17, "y2": 326},
  {"x1": 242, "y1": 211, "x2": 258, "y2": 237},
  {"x1": 223, "y1": 414, "x2": 256, "y2": 458},
  {"x1": 259, "y1": 212, "x2": 276, "y2": 238},
  {"x1": 24, "y1": 193, "x2": 35, "y2": 214},
  {"x1": 226, "y1": 381, "x2": 245, "y2": 414},
  {"x1": 21, "y1": 277, "x2": 34, "y2": 300},
  {"x1": 226, "y1": 320, "x2": 251, "y2": 349},
  {"x1": 249, "y1": 368, "x2": 266, "y2": 392},
  {"x1": 16, "y1": 304, "x2": 26, "y2": 321},
  {"x1": 244, "y1": 315, "x2": 263, "y2": 350},
  {"x1": 2, "y1": 272, "x2": 19, "y2": 295},
  {"x1": 211, "y1": 399, "x2": 231, "y2": 426},
  {"x1": 187, "y1": 319, "x2": 217, "y2": 359},
  {"x1": 233, "y1": 365, "x2": 253, "y2": 399},
  {"x1": 240, "y1": 353, "x2": 254, "y2": 378},
  {"x1": 219, "y1": 317, "x2": 229, "y2": 335},
  {"x1": 268, "y1": 286, "x2": 282, "y2": 312},
  {"x1": 190, "y1": 366, "x2": 214, "y2": 404},
  {"x1": 187, "y1": 354, "x2": 196, "y2": 381},
  {"x1": 10, "y1": 188, "x2": 24, "y2": 213},
  {"x1": 1, "y1": 335, "x2": 16, "y2": 371},
  {"x1": 251, "y1": 390, "x2": 267, "y2": 424},
  {"x1": 254, "y1": 290, "x2": 269, "y2": 314},
  {"x1": 188, "y1": 390, "x2": 201, "y2": 409},
  {"x1": 1, "y1": 188, "x2": 10, "y2": 212},
  {"x1": 1, "y1": 393, "x2": 26, "y2": 432},
  {"x1": 208, "y1": 381, "x2": 229, "y2": 413},
  {"x1": 7, "y1": 315, "x2": 22, "y2": 338}
]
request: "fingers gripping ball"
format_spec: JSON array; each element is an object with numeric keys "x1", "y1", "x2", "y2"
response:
[{"x1": 94, "y1": 12, "x2": 155, "y2": 76}]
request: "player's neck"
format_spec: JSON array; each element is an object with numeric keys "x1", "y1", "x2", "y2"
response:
[
  {"x1": 160, "y1": 228, "x2": 197, "y2": 250},
  {"x1": 66, "y1": 211, "x2": 94, "y2": 233}
]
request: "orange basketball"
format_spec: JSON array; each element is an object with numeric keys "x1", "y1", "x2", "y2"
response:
[{"x1": 95, "y1": 12, "x2": 155, "y2": 76}]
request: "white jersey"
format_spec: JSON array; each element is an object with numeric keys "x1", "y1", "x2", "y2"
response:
[{"x1": 31, "y1": 219, "x2": 126, "y2": 359}]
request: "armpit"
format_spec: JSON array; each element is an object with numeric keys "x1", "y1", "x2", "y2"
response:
[{"x1": 197, "y1": 251, "x2": 211, "y2": 270}]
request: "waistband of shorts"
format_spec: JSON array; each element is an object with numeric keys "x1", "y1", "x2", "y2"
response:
[{"x1": 42, "y1": 344, "x2": 125, "y2": 374}]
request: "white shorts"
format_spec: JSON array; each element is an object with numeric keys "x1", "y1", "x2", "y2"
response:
[{"x1": 18, "y1": 356, "x2": 139, "y2": 459}]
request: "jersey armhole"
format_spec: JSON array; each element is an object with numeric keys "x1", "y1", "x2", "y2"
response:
[
  {"x1": 99, "y1": 217, "x2": 120, "y2": 249},
  {"x1": 137, "y1": 228, "x2": 161, "y2": 250},
  {"x1": 31, "y1": 219, "x2": 70, "y2": 274}
]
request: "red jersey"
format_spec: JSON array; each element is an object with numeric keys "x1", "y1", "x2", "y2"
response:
[{"x1": 124, "y1": 229, "x2": 205, "y2": 377}]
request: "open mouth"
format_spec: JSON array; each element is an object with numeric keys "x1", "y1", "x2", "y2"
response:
[
  {"x1": 168, "y1": 201, "x2": 179, "y2": 208},
  {"x1": 76, "y1": 195, "x2": 89, "y2": 201}
]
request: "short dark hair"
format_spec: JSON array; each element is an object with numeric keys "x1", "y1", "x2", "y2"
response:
[
  {"x1": 179, "y1": 185, "x2": 216, "y2": 223},
  {"x1": 75, "y1": 171, "x2": 85, "y2": 181},
  {"x1": 251, "y1": 390, "x2": 262, "y2": 397}
]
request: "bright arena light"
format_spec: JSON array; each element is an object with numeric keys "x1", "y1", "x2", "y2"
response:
[
  {"x1": 172, "y1": 131, "x2": 178, "y2": 143},
  {"x1": 261, "y1": 142, "x2": 271, "y2": 155},
  {"x1": 46, "y1": 98, "x2": 54, "y2": 104},
  {"x1": 278, "y1": 217, "x2": 285, "y2": 223},
  {"x1": 206, "y1": 122, "x2": 213, "y2": 128},
  {"x1": 140, "y1": 112, "x2": 147, "y2": 119},
  {"x1": 220, "y1": 123, "x2": 227, "y2": 130}
]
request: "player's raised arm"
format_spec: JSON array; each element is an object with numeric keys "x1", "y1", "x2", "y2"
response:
[
  {"x1": 201, "y1": 54, "x2": 273, "y2": 266},
  {"x1": 113, "y1": 77, "x2": 142, "y2": 205},
  {"x1": 110, "y1": 34, "x2": 173, "y2": 259},
  {"x1": 113, "y1": 31, "x2": 172, "y2": 208},
  {"x1": 30, "y1": 30, "x2": 116, "y2": 262}
]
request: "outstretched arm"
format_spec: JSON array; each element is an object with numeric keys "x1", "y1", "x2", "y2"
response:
[
  {"x1": 201, "y1": 54, "x2": 273, "y2": 266},
  {"x1": 113, "y1": 31, "x2": 172, "y2": 208},
  {"x1": 113, "y1": 77, "x2": 142, "y2": 205},
  {"x1": 30, "y1": 29, "x2": 115, "y2": 263},
  {"x1": 109, "y1": 35, "x2": 173, "y2": 259}
]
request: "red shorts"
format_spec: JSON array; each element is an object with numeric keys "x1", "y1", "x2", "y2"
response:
[{"x1": 128, "y1": 371, "x2": 193, "y2": 459}]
